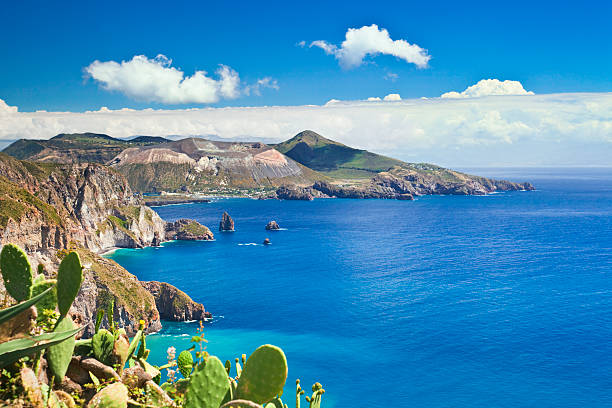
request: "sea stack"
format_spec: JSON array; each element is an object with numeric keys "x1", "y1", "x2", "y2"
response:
[
  {"x1": 265, "y1": 220, "x2": 281, "y2": 230},
  {"x1": 219, "y1": 212, "x2": 235, "y2": 231}
]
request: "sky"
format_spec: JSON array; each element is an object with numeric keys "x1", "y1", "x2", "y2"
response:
[{"x1": 0, "y1": 0, "x2": 610, "y2": 166}]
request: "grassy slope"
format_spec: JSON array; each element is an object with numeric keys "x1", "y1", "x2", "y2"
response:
[{"x1": 274, "y1": 130, "x2": 404, "y2": 180}]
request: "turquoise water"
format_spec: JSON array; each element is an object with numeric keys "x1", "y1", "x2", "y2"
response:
[{"x1": 107, "y1": 168, "x2": 612, "y2": 408}]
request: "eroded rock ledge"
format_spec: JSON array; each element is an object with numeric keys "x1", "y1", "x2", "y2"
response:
[{"x1": 140, "y1": 281, "x2": 211, "y2": 322}]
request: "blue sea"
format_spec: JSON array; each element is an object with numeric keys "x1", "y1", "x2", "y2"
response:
[{"x1": 107, "y1": 168, "x2": 612, "y2": 408}]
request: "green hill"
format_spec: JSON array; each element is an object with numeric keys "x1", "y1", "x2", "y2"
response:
[{"x1": 274, "y1": 130, "x2": 404, "y2": 179}]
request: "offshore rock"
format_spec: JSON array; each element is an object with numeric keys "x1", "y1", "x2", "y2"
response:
[
  {"x1": 265, "y1": 221, "x2": 280, "y2": 230},
  {"x1": 141, "y1": 281, "x2": 212, "y2": 321},
  {"x1": 166, "y1": 219, "x2": 214, "y2": 240},
  {"x1": 219, "y1": 211, "x2": 235, "y2": 231}
]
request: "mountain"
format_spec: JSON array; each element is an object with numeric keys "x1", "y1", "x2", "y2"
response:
[
  {"x1": 109, "y1": 137, "x2": 326, "y2": 193},
  {"x1": 3, "y1": 132, "x2": 168, "y2": 163},
  {"x1": 2, "y1": 131, "x2": 534, "y2": 197},
  {"x1": 273, "y1": 130, "x2": 404, "y2": 179}
]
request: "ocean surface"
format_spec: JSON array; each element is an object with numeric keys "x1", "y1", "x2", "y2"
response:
[{"x1": 107, "y1": 168, "x2": 612, "y2": 408}]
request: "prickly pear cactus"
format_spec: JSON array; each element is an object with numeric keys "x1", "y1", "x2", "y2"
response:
[
  {"x1": 184, "y1": 356, "x2": 230, "y2": 408},
  {"x1": 112, "y1": 332, "x2": 130, "y2": 374},
  {"x1": 305, "y1": 383, "x2": 325, "y2": 408},
  {"x1": 47, "y1": 316, "x2": 77, "y2": 382},
  {"x1": 56, "y1": 251, "x2": 83, "y2": 319},
  {"x1": 178, "y1": 350, "x2": 194, "y2": 378},
  {"x1": 31, "y1": 277, "x2": 57, "y2": 313},
  {"x1": 236, "y1": 345, "x2": 288, "y2": 404},
  {"x1": 92, "y1": 329, "x2": 114, "y2": 366},
  {"x1": 86, "y1": 382, "x2": 128, "y2": 408},
  {"x1": 0, "y1": 243, "x2": 33, "y2": 301}
]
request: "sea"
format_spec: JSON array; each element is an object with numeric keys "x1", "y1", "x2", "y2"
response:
[{"x1": 106, "y1": 168, "x2": 612, "y2": 408}]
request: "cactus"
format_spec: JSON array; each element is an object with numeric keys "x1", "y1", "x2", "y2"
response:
[
  {"x1": 0, "y1": 243, "x2": 33, "y2": 301},
  {"x1": 184, "y1": 356, "x2": 230, "y2": 408},
  {"x1": 46, "y1": 316, "x2": 77, "y2": 382},
  {"x1": 86, "y1": 382, "x2": 128, "y2": 408},
  {"x1": 0, "y1": 325, "x2": 81, "y2": 368},
  {"x1": 94, "y1": 310, "x2": 104, "y2": 333},
  {"x1": 263, "y1": 397, "x2": 285, "y2": 408},
  {"x1": 112, "y1": 331, "x2": 130, "y2": 374},
  {"x1": 178, "y1": 350, "x2": 194, "y2": 378},
  {"x1": 304, "y1": 383, "x2": 325, "y2": 408},
  {"x1": 225, "y1": 359, "x2": 232, "y2": 375},
  {"x1": 56, "y1": 251, "x2": 83, "y2": 319},
  {"x1": 220, "y1": 400, "x2": 264, "y2": 408},
  {"x1": 31, "y1": 277, "x2": 57, "y2": 313},
  {"x1": 236, "y1": 345, "x2": 288, "y2": 404},
  {"x1": 107, "y1": 297, "x2": 115, "y2": 331},
  {"x1": 126, "y1": 320, "x2": 144, "y2": 362},
  {"x1": 295, "y1": 380, "x2": 304, "y2": 408},
  {"x1": 92, "y1": 329, "x2": 114, "y2": 366},
  {"x1": 0, "y1": 286, "x2": 53, "y2": 325},
  {"x1": 235, "y1": 357, "x2": 242, "y2": 378}
]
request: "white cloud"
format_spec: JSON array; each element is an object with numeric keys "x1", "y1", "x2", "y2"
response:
[
  {"x1": 310, "y1": 24, "x2": 430, "y2": 69},
  {"x1": 0, "y1": 99, "x2": 18, "y2": 115},
  {"x1": 0, "y1": 92, "x2": 611, "y2": 166},
  {"x1": 367, "y1": 97, "x2": 382, "y2": 101},
  {"x1": 384, "y1": 72, "x2": 399, "y2": 82},
  {"x1": 85, "y1": 54, "x2": 276, "y2": 104},
  {"x1": 383, "y1": 93, "x2": 402, "y2": 101},
  {"x1": 244, "y1": 77, "x2": 280, "y2": 96},
  {"x1": 441, "y1": 79, "x2": 535, "y2": 98}
]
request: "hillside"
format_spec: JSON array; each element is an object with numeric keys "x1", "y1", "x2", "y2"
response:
[
  {"x1": 3, "y1": 132, "x2": 168, "y2": 163},
  {"x1": 2, "y1": 131, "x2": 534, "y2": 197},
  {"x1": 274, "y1": 130, "x2": 404, "y2": 179},
  {"x1": 110, "y1": 137, "x2": 327, "y2": 193}
]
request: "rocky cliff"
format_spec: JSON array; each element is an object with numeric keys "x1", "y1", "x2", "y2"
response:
[
  {"x1": 140, "y1": 281, "x2": 211, "y2": 321},
  {"x1": 0, "y1": 153, "x2": 213, "y2": 337}
]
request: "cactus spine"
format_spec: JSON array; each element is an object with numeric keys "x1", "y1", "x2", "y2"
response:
[
  {"x1": 236, "y1": 345, "x2": 288, "y2": 404},
  {"x1": 304, "y1": 383, "x2": 325, "y2": 408},
  {"x1": 0, "y1": 244, "x2": 33, "y2": 301}
]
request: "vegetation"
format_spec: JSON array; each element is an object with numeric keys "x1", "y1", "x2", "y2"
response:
[
  {"x1": 0, "y1": 176, "x2": 63, "y2": 228},
  {"x1": 274, "y1": 130, "x2": 404, "y2": 179},
  {"x1": 0, "y1": 244, "x2": 326, "y2": 407}
]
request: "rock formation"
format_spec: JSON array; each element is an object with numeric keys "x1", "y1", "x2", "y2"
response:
[
  {"x1": 166, "y1": 219, "x2": 214, "y2": 240},
  {"x1": 265, "y1": 221, "x2": 280, "y2": 230},
  {"x1": 275, "y1": 185, "x2": 314, "y2": 201},
  {"x1": 140, "y1": 281, "x2": 211, "y2": 321},
  {"x1": 219, "y1": 212, "x2": 235, "y2": 231}
]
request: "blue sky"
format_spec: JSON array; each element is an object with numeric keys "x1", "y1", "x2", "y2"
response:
[
  {"x1": 0, "y1": 0, "x2": 611, "y2": 111},
  {"x1": 0, "y1": 1, "x2": 610, "y2": 166}
]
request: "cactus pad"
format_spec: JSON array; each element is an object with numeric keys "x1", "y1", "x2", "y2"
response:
[
  {"x1": 86, "y1": 382, "x2": 128, "y2": 408},
  {"x1": 0, "y1": 244, "x2": 33, "y2": 301},
  {"x1": 31, "y1": 278, "x2": 57, "y2": 313},
  {"x1": 184, "y1": 356, "x2": 230, "y2": 408},
  {"x1": 56, "y1": 251, "x2": 83, "y2": 319},
  {"x1": 92, "y1": 329, "x2": 114, "y2": 366},
  {"x1": 47, "y1": 316, "x2": 77, "y2": 382},
  {"x1": 236, "y1": 345, "x2": 288, "y2": 404},
  {"x1": 178, "y1": 350, "x2": 194, "y2": 378}
]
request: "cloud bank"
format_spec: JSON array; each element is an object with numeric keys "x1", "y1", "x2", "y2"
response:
[
  {"x1": 0, "y1": 92, "x2": 610, "y2": 166},
  {"x1": 442, "y1": 79, "x2": 535, "y2": 98},
  {"x1": 310, "y1": 24, "x2": 430, "y2": 69},
  {"x1": 85, "y1": 54, "x2": 277, "y2": 104}
]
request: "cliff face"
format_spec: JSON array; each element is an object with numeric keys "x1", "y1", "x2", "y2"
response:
[
  {"x1": 140, "y1": 281, "x2": 211, "y2": 322},
  {"x1": 0, "y1": 153, "x2": 212, "y2": 336},
  {"x1": 0, "y1": 153, "x2": 166, "y2": 254}
]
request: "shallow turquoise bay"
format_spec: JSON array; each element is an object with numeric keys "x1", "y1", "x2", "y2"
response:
[{"x1": 107, "y1": 168, "x2": 612, "y2": 408}]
